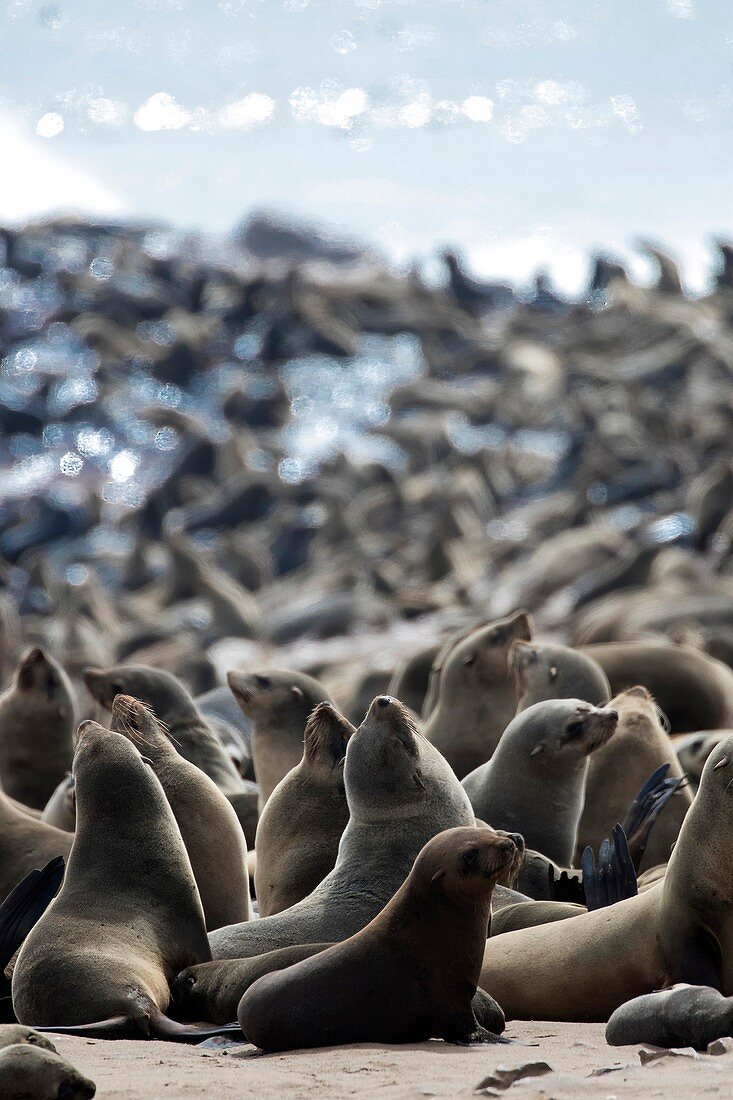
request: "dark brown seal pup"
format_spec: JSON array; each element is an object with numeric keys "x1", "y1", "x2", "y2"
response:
[
  {"x1": 512, "y1": 641, "x2": 610, "y2": 710},
  {"x1": 463, "y1": 700, "x2": 618, "y2": 865},
  {"x1": 227, "y1": 668, "x2": 331, "y2": 811},
  {"x1": 12, "y1": 720, "x2": 215, "y2": 1037},
  {"x1": 424, "y1": 611, "x2": 532, "y2": 777},
  {"x1": 478, "y1": 734, "x2": 733, "y2": 1020},
  {"x1": 238, "y1": 827, "x2": 514, "y2": 1051},
  {"x1": 254, "y1": 701, "x2": 354, "y2": 916},
  {"x1": 576, "y1": 687, "x2": 692, "y2": 871},
  {"x1": 82, "y1": 664, "x2": 255, "y2": 839},
  {"x1": 209, "y1": 696, "x2": 475, "y2": 959},
  {"x1": 606, "y1": 984, "x2": 733, "y2": 1048},
  {"x1": 0, "y1": 1042, "x2": 96, "y2": 1099},
  {"x1": 0, "y1": 648, "x2": 75, "y2": 810},
  {"x1": 111, "y1": 695, "x2": 251, "y2": 931},
  {"x1": 582, "y1": 642, "x2": 733, "y2": 733}
]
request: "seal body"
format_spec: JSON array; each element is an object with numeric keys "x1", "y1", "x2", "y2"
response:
[
  {"x1": 82, "y1": 664, "x2": 252, "y2": 834},
  {"x1": 462, "y1": 700, "x2": 618, "y2": 865},
  {"x1": 478, "y1": 734, "x2": 733, "y2": 1020},
  {"x1": 254, "y1": 701, "x2": 354, "y2": 916},
  {"x1": 606, "y1": 984, "x2": 733, "y2": 1048},
  {"x1": 0, "y1": 649, "x2": 75, "y2": 810},
  {"x1": 0, "y1": 1043, "x2": 96, "y2": 1100},
  {"x1": 12, "y1": 722, "x2": 211, "y2": 1030},
  {"x1": 582, "y1": 642, "x2": 733, "y2": 733},
  {"x1": 209, "y1": 696, "x2": 475, "y2": 959},
  {"x1": 512, "y1": 641, "x2": 610, "y2": 711},
  {"x1": 239, "y1": 827, "x2": 516, "y2": 1051},
  {"x1": 227, "y1": 668, "x2": 331, "y2": 811},
  {"x1": 425, "y1": 611, "x2": 532, "y2": 777},
  {"x1": 111, "y1": 695, "x2": 251, "y2": 930},
  {"x1": 576, "y1": 686, "x2": 692, "y2": 870},
  {"x1": 0, "y1": 787, "x2": 71, "y2": 904},
  {"x1": 173, "y1": 944, "x2": 332, "y2": 1023}
]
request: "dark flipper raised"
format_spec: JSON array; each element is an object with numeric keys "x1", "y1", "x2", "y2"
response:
[
  {"x1": 0, "y1": 856, "x2": 65, "y2": 974},
  {"x1": 582, "y1": 825, "x2": 638, "y2": 911},
  {"x1": 622, "y1": 763, "x2": 686, "y2": 872}
]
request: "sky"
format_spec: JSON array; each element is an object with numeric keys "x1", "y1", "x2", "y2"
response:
[{"x1": 1, "y1": 0, "x2": 732, "y2": 292}]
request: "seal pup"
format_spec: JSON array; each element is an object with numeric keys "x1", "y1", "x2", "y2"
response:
[
  {"x1": 238, "y1": 827, "x2": 514, "y2": 1051},
  {"x1": 12, "y1": 720, "x2": 225, "y2": 1038},
  {"x1": 462, "y1": 700, "x2": 618, "y2": 865},
  {"x1": 606, "y1": 984, "x2": 733, "y2": 1049},
  {"x1": 582, "y1": 642, "x2": 733, "y2": 733},
  {"x1": 227, "y1": 668, "x2": 332, "y2": 811},
  {"x1": 173, "y1": 943, "x2": 332, "y2": 1024},
  {"x1": 209, "y1": 696, "x2": 475, "y2": 959},
  {"x1": 0, "y1": 648, "x2": 75, "y2": 810},
  {"x1": 255, "y1": 701, "x2": 354, "y2": 916},
  {"x1": 576, "y1": 687, "x2": 691, "y2": 871},
  {"x1": 111, "y1": 695, "x2": 251, "y2": 930},
  {"x1": 477, "y1": 734, "x2": 733, "y2": 1020},
  {"x1": 512, "y1": 641, "x2": 610, "y2": 710},
  {"x1": 82, "y1": 664, "x2": 255, "y2": 839},
  {"x1": 0, "y1": 1042, "x2": 96, "y2": 1099},
  {"x1": 424, "y1": 611, "x2": 532, "y2": 777}
]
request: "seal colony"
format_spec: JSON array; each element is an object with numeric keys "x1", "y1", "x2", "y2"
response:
[{"x1": 3, "y1": 220, "x2": 733, "y2": 1093}]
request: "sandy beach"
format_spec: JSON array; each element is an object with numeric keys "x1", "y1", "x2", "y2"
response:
[{"x1": 49, "y1": 1022, "x2": 729, "y2": 1099}]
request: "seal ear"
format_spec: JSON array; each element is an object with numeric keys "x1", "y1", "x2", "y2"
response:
[
  {"x1": 292, "y1": 686, "x2": 304, "y2": 700},
  {"x1": 463, "y1": 652, "x2": 477, "y2": 667},
  {"x1": 431, "y1": 868, "x2": 446, "y2": 884},
  {"x1": 549, "y1": 665, "x2": 558, "y2": 681},
  {"x1": 530, "y1": 743, "x2": 544, "y2": 757}
]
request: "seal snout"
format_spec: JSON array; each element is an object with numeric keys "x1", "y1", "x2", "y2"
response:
[{"x1": 377, "y1": 696, "x2": 391, "y2": 708}]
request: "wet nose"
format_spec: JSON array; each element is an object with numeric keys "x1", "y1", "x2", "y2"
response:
[
  {"x1": 377, "y1": 696, "x2": 391, "y2": 708},
  {"x1": 605, "y1": 709, "x2": 618, "y2": 722}
]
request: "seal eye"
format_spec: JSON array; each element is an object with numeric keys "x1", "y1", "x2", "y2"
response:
[
  {"x1": 255, "y1": 675, "x2": 271, "y2": 690},
  {"x1": 566, "y1": 720, "x2": 584, "y2": 738},
  {"x1": 462, "y1": 848, "x2": 480, "y2": 871}
]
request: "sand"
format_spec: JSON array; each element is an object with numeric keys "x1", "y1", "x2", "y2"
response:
[{"x1": 50, "y1": 1022, "x2": 730, "y2": 1098}]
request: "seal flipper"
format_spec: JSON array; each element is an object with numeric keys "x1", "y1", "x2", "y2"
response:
[
  {"x1": 582, "y1": 825, "x2": 638, "y2": 911},
  {"x1": 623, "y1": 764, "x2": 686, "y2": 872},
  {"x1": 32, "y1": 1014, "x2": 243, "y2": 1042},
  {"x1": 0, "y1": 857, "x2": 65, "y2": 972},
  {"x1": 471, "y1": 986, "x2": 505, "y2": 1036}
]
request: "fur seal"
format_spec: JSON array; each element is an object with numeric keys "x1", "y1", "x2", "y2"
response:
[
  {"x1": 0, "y1": 648, "x2": 75, "y2": 810},
  {"x1": 111, "y1": 695, "x2": 251, "y2": 931},
  {"x1": 173, "y1": 943, "x2": 332, "y2": 1023},
  {"x1": 388, "y1": 643, "x2": 441, "y2": 716},
  {"x1": 0, "y1": 1024, "x2": 56, "y2": 1052},
  {"x1": 606, "y1": 984, "x2": 733, "y2": 1049},
  {"x1": 12, "y1": 720, "x2": 222, "y2": 1038},
  {"x1": 82, "y1": 664, "x2": 255, "y2": 840},
  {"x1": 254, "y1": 701, "x2": 354, "y2": 916},
  {"x1": 675, "y1": 731, "x2": 727, "y2": 791},
  {"x1": 424, "y1": 611, "x2": 532, "y2": 777},
  {"x1": 512, "y1": 641, "x2": 610, "y2": 710},
  {"x1": 209, "y1": 696, "x2": 475, "y2": 959},
  {"x1": 478, "y1": 733, "x2": 733, "y2": 1020},
  {"x1": 238, "y1": 827, "x2": 514, "y2": 1051},
  {"x1": 0, "y1": 1042, "x2": 96, "y2": 1099},
  {"x1": 576, "y1": 687, "x2": 692, "y2": 871},
  {"x1": 40, "y1": 774, "x2": 75, "y2": 832},
  {"x1": 226, "y1": 668, "x2": 332, "y2": 811},
  {"x1": 582, "y1": 642, "x2": 733, "y2": 733},
  {"x1": 462, "y1": 700, "x2": 618, "y2": 864},
  {"x1": 0, "y1": 785, "x2": 71, "y2": 904}
]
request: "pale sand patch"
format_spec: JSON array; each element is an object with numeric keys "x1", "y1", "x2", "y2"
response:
[{"x1": 51, "y1": 1021, "x2": 729, "y2": 1098}]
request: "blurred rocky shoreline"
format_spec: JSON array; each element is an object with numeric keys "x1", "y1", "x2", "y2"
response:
[{"x1": 2, "y1": 211, "x2": 733, "y2": 714}]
